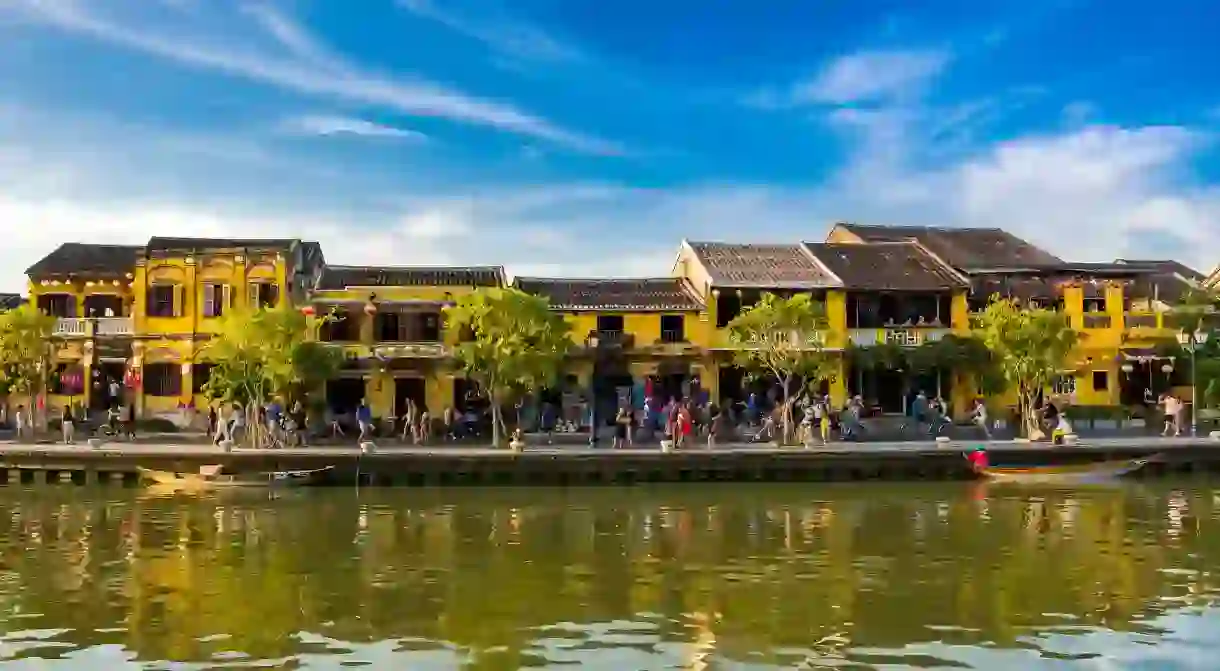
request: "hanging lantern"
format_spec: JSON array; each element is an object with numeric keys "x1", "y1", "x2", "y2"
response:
[
  {"x1": 1121, "y1": 363, "x2": 1134, "y2": 373},
  {"x1": 364, "y1": 294, "x2": 378, "y2": 316},
  {"x1": 301, "y1": 304, "x2": 316, "y2": 317},
  {"x1": 1161, "y1": 363, "x2": 1174, "y2": 374}
]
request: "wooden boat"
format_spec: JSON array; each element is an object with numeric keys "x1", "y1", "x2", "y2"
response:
[
  {"x1": 137, "y1": 464, "x2": 333, "y2": 490},
  {"x1": 980, "y1": 455, "x2": 1160, "y2": 484}
]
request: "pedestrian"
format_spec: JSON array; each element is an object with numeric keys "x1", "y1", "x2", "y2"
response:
[
  {"x1": 708, "y1": 405, "x2": 727, "y2": 449},
  {"x1": 1162, "y1": 394, "x2": 1180, "y2": 436},
  {"x1": 612, "y1": 407, "x2": 629, "y2": 449},
  {"x1": 14, "y1": 404, "x2": 27, "y2": 443},
  {"x1": 122, "y1": 400, "x2": 137, "y2": 441},
  {"x1": 356, "y1": 399, "x2": 373, "y2": 443},
  {"x1": 972, "y1": 398, "x2": 991, "y2": 440},
  {"x1": 61, "y1": 404, "x2": 75, "y2": 445}
]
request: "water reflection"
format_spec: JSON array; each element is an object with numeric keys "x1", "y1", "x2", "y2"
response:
[{"x1": 1, "y1": 482, "x2": 1220, "y2": 668}]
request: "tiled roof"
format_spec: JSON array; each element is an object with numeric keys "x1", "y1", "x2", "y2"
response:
[
  {"x1": 515, "y1": 277, "x2": 704, "y2": 311},
  {"x1": 315, "y1": 265, "x2": 505, "y2": 290},
  {"x1": 686, "y1": 241, "x2": 837, "y2": 288},
  {"x1": 970, "y1": 273, "x2": 1107, "y2": 300},
  {"x1": 1114, "y1": 259, "x2": 1203, "y2": 282},
  {"x1": 25, "y1": 243, "x2": 141, "y2": 278},
  {"x1": 146, "y1": 237, "x2": 299, "y2": 252},
  {"x1": 836, "y1": 223, "x2": 1063, "y2": 268},
  {"x1": 1127, "y1": 273, "x2": 1195, "y2": 305},
  {"x1": 803, "y1": 242, "x2": 967, "y2": 291},
  {"x1": 0, "y1": 294, "x2": 24, "y2": 311}
]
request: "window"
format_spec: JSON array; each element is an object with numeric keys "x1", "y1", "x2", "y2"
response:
[
  {"x1": 1051, "y1": 375, "x2": 1077, "y2": 396},
  {"x1": 192, "y1": 364, "x2": 214, "y2": 394},
  {"x1": 1083, "y1": 298, "x2": 1106, "y2": 313},
  {"x1": 596, "y1": 314, "x2": 624, "y2": 333},
  {"x1": 320, "y1": 310, "x2": 359, "y2": 342},
  {"x1": 377, "y1": 312, "x2": 401, "y2": 342},
  {"x1": 148, "y1": 285, "x2": 178, "y2": 318},
  {"x1": 1091, "y1": 370, "x2": 1109, "y2": 392},
  {"x1": 660, "y1": 314, "x2": 686, "y2": 342},
  {"x1": 202, "y1": 284, "x2": 228, "y2": 318},
  {"x1": 37, "y1": 294, "x2": 74, "y2": 317},
  {"x1": 144, "y1": 363, "x2": 182, "y2": 397},
  {"x1": 248, "y1": 282, "x2": 279, "y2": 309}
]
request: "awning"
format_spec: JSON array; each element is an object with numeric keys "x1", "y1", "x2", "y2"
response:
[{"x1": 1121, "y1": 348, "x2": 1175, "y2": 361}]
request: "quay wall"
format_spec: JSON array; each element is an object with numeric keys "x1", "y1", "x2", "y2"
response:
[{"x1": 0, "y1": 440, "x2": 1218, "y2": 486}]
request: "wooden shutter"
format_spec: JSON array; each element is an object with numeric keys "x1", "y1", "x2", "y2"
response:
[
  {"x1": 203, "y1": 284, "x2": 215, "y2": 317},
  {"x1": 172, "y1": 285, "x2": 183, "y2": 317},
  {"x1": 248, "y1": 283, "x2": 259, "y2": 308},
  {"x1": 223, "y1": 284, "x2": 232, "y2": 309}
]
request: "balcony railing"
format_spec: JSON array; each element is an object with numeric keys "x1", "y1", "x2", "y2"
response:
[
  {"x1": 588, "y1": 330, "x2": 634, "y2": 349},
  {"x1": 1124, "y1": 313, "x2": 1159, "y2": 329},
  {"x1": 1083, "y1": 314, "x2": 1113, "y2": 329},
  {"x1": 849, "y1": 327, "x2": 950, "y2": 347},
  {"x1": 659, "y1": 329, "x2": 686, "y2": 344},
  {"x1": 53, "y1": 317, "x2": 134, "y2": 338}
]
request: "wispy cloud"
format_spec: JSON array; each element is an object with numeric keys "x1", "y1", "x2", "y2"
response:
[
  {"x1": 747, "y1": 48, "x2": 951, "y2": 109},
  {"x1": 397, "y1": 0, "x2": 582, "y2": 63},
  {"x1": 2, "y1": 0, "x2": 620, "y2": 154},
  {"x1": 279, "y1": 114, "x2": 426, "y2": 141}
]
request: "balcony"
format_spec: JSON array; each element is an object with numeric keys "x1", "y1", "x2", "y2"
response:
[
  {"x1": 849, "y1": 327, "x2": 950, "y2": 347},
  {"x1": 1083, "y1": 314, "x2": 1113, "y2": 329},
  {"x1": 1124, "y1": 313, "x2": 1158, "y2": 328},
  {"x1": 587, "y1": 330, "x2": 635, "y2": 350},
  {"x1": 53, "y1": 317, "x2": 133, "y2": 338}
]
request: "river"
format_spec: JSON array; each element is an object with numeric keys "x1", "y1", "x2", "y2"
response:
[{"x1": 0, "y1": 480, "x2": 1218, "y2": 669}]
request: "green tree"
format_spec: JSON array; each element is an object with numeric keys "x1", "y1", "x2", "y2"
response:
[
  {"x1": 726, "y1": 293, "x2": 837, "y2": 444},
  {"x1": 443, "y1": 288, "x2": 572, "y2": 448},
  {"x1": 199, "y1": 304, "x2": 340, "y2": 446},
  {"x1": 1164, "y1": 286, "x2": 1220, "y2": 409},
  {"x1": 972, "y1": 296, "x2": 1079, "y2": 437},
  {"x1": 0, "y1": 304, "x2": 57, "y2": 427}
]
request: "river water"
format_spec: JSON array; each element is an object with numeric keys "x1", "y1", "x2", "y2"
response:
[{"x1": 1, "y1": 481, "x2": 1219, "y2": 670}]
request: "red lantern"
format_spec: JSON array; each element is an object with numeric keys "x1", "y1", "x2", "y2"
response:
[
  {"x1": 363, "y1": 301, "x2": 378, "y2": 316},
  {"x1": 301, "y1": 305, "x2": 316, "y2": 317}
]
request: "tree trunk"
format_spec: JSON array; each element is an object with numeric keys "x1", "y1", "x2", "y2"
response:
[
  {"x1": 780, "y1": 383, "x2": 792, "y2": 446},
  {"x1": 491, "y1": 401, "x2": 503, "y2": 447}
]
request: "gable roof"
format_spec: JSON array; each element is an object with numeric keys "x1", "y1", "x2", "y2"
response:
[
  {"x1": 0, "y1": 294, "x2": 23, "y2": 311},
  {"x1": 515, "y1": 277, "x2": 704, "y2": 311},
  {"x1": 833, "y1": 223, "x2": 1063, "y2": 269},
  {"x1": 26, "y1": 243, "x2": 142, "y2": 278},
  {"x1": 315, "y1": 265, "x2": 505, "y2": 290},
  {"x1": 802, "y1": 241, "x2": 968, "y2": 291},
  {"x1": 684, "y1": 241, "x2": 838, "y2": 289}
]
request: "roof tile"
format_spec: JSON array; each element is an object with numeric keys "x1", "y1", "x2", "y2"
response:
[
  {"x1": 316, "y1": 265, "x2": 505, "y2": 290},
  {"x1": 25, "y1": 243, "x2": 141, "y2": 278},
  {"x1": 837, "y1": 224, "x2": 1063, "y2": 268},
  {"x1": 803, "y1": 242, "x2": 967, "y2": 291},
  {"x1": 687, "y1": 241, "x2": 837, "y2": 288},
  {"x1": 515, "y1": 277, "x2": 704, "y2": 311}
]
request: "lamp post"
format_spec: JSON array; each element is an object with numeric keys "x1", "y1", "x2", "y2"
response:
[
  {"x1": 588, "y1": 334, "x2": 599, "y2": 447},
  {"x1": 1176, "y1": 329, "x2": 1211, "y2": 436}
]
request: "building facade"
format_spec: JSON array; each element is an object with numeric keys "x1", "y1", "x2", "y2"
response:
[{"x1": 10, "y1": 226, "x2": 1203, "y2": 425}]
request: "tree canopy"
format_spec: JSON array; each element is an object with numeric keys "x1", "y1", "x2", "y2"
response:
[
  {"x1": 199, "y1": 304, "x2": 340, "y2": 444},
  {"x1": 0, "y1": 303, "x2": 57, "y2": 406},
  {"x1": 726, "y1": 292, "x2": 837, "y2": 444},
  {"x1": 443, "y1": 288, "x2": 572, "y2": 447},
  {"x1": 972, "y1": 296, "x2": 1079, "y2": 436}
]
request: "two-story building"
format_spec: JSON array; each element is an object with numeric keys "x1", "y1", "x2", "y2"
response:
[
  {"x1": 513, "y1": 277, "x2": 708, "y2": 424},
  {"x1": 25, "y1": 242, "x2": 141, "y2": 413},
  {"x1": 307, "y1": 265, "x2": 505, "y2": 423}
]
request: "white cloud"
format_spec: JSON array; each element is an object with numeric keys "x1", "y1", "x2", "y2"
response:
[
  {"x1": 749, "y1": 49, "x2": 950, "y2": 109},
  {"x1": 397, "y1": 0, "x2": 582, "y2": 63},
  {"x1": 279, "y1": 114, "x2": 426, "y2": 140},
  {"x1": 1, "y1": 0, "x2": 620, "y2": 154}
]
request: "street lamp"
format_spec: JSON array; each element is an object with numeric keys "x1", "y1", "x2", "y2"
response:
[
  {"x1": 1176, "y1": 329, "x2": 1211, "y2": 436},
  {"x1": 588, "y1": 334, "x2": 599, "y2": 447}
]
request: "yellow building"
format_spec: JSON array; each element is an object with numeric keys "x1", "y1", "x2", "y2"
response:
[
  {"x1": 306, "y1": 264, "x2": 506, "y2": 423},
  {"x1": 513, "y1": 277, "x2": 709, "y2": 423}
]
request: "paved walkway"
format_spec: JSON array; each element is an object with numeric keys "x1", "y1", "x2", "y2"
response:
[{"x1": 0, "y1": 435, "x2": 1214, "y2": 457}]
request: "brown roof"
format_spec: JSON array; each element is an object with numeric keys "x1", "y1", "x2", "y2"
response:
[
  {"x1": 802, "y1": 242, "x2": 967, "y2": 291},
  {"x1": 1115, "y1": 259, "x2": 1203, "y2": 282},
  {"x1": 835, "y1": 223, "x2": 1063, "y2": 268},
  {"x1": 686, "y1": 241, "x2": 838, "y2": 289},
  {"x1": 315, "y1": 265, "x2": 505, "y2": 290},
  {"x1": 146, "y1": 237, "x2": 299, "y2": 252},
  {"x1": 0, "y1": 294, "x2": 23, "y2": 311},
  {"x1": 25, "y1": 243, "x2": 141, "y2": 278},
  {"x1": 970, "y1": 273, "x2": 1107, "y2": 300},
  {"x1": 515, "y1": 277, "x2": 704, "y2": 311}
]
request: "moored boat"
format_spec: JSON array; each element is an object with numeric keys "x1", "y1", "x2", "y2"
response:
[
  {"x1": 980, "y1": 455, "x2": 1160, "y2": 484},
  {"x1": 137, "y1": 465, "x2": 333, "y2": 489}
]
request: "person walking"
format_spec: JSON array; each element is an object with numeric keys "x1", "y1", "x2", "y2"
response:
[
  {"x1": 356, "y1": 399, "x2": 374, "y2": 443},
  {"x1": 14, "y1": 404, "x2": 27, "y2": 443},
  {"x1": 61, "y1": 404, "x2": 75, "y2": 445},
  {"x1": 971, "y1": 398, "x2": 991, "y2": 440}
]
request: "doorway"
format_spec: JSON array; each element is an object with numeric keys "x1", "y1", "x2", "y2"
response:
[
  {"x1": 325, "y1": 378, "x2": 366, "y2": 416},
  {"x1": 91, "y1": 362, "x2": 127, "y2": 411},
  {"x1": 394, "y1": 377, "x2": 426, "y2": 416}
]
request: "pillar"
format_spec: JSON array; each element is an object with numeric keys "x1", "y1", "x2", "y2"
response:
[
  {"x1": 426, "y1": 373, "x2": 453, "y2": 414},
  {"x1": 132, "y1": 260, "x2": 148, "y2": 333},
  {"x1": 829, "y1": 356, "x2": 846, "y2": 407},
  {"x1": 950, "y1": 292, "x2": 969, "y2": 333},
  {"x1": 180, "y1": 361, "x2": 194, "y2": 408},
  {"x1": 233, "y1": 254, "x2": 249, "y2": 309},
  {"x1": 825, "y1": 290, "x2": 848, "y2": 349},
  {"x1": 275, "y1": 252, "x2": 289, "y2": 308}
]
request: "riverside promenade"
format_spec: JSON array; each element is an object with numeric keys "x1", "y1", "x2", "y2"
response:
[{"x1": 1, "y1": 435, "x2": 1218, "y2": 485}]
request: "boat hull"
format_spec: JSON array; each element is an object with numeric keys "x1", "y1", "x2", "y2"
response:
[
  {"x1": 981, "y1": 456, "x2": 1158, "y2": 484},
  {"x1": 138, "y1": 466, "x2": 333, "y2": 489}
]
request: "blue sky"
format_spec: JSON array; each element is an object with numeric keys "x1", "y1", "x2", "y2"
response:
[{"x1": 1, "y1": 0, "x2": 1219, "y2": 292}]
